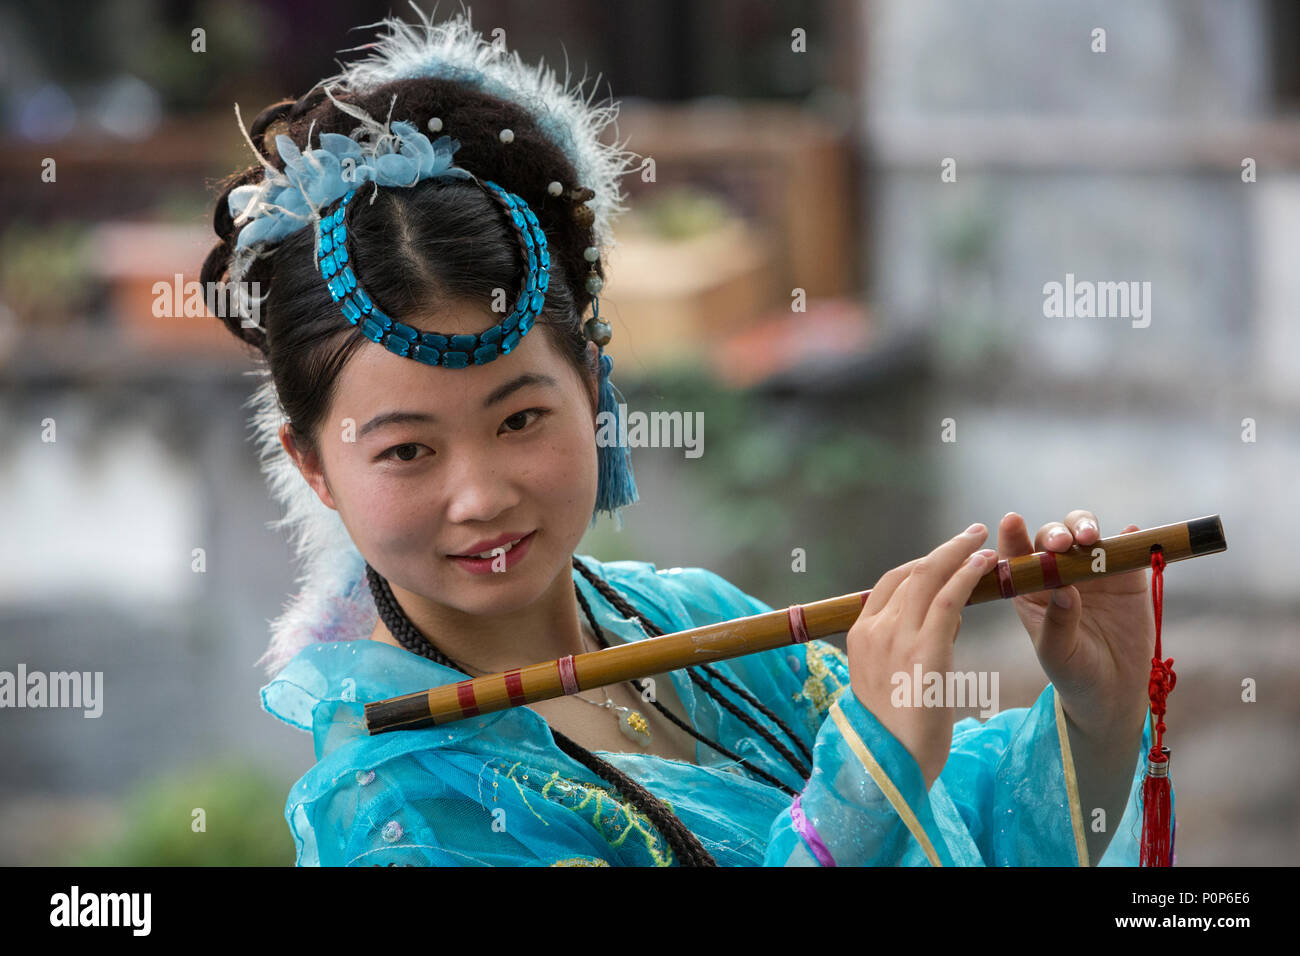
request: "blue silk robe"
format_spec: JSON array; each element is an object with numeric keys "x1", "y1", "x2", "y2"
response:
[{"x1": 260, "y1": 555, "x2": 1159, "y2": 866}]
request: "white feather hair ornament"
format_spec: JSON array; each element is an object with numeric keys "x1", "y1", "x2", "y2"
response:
[
  {"x1": 245, "y1": 1, "x2": 640, "y2": 678},
  {"x1": 312, "y1": 1, "x2": 638, "y2": 249}
]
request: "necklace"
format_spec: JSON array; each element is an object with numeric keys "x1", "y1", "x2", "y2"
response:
[{"x1": 568, "y1": 611, "x2": 653, "y2": 747}]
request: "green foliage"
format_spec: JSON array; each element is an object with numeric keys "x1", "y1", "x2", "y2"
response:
[
  {"x1": 935, "y1": 198, "x2": 996, "y2": 267},
  {"x1": 0, "y1": 221, "x2": 92, "y2": 320},
  {"x1": 132, "y1": 0, "x2": 273, "y2": 110},
  {"x1": 62, "y1": 759, "x2": 295, "y2": 867},
  {"x1": 638, "y1": 187, "x2": 733, "y2": 240}
]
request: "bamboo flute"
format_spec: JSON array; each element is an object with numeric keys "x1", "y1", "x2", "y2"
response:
[{"x1": 364, "y1": 514, "x2": 1226, "y2": 735}]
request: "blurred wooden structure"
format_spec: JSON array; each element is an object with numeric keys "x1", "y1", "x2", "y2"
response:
[
  {"x1": 4, "y1": 103, "x2": 861, "y2": 378},
  {"x1": 604, "y1": 102, "x2": 859, "y2": 376}
]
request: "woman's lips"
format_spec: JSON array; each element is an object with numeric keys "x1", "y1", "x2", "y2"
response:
[{"x1": 447, "y1": 530, "x2": 536, "y2": 575}]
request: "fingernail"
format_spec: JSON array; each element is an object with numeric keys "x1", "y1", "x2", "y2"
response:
[
  {"x1": 1078, "y1": 519, "x2": 1097, "y2": 535},
  {"x1": 1051, "y1": 588, "x2": 1073, "y2": 608},
  {"x1": 966, "y1": 523, "x2": 984, "y2": 535}
]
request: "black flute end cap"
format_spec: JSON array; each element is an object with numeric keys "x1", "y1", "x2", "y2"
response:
[
  {"x1": 1187, "y1": 515, "x2": 1226, "y2": 555},
  {"x1": 364, "y1": 695, "x2": 437, "y2": 735}
]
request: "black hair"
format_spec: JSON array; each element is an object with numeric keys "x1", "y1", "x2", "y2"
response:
[
  {"x1": 205, "y1": 76, "x2": 812, "y2": 867},
  {"x1": 201, "y1": 76, "x2": 601, "y2": 456}
]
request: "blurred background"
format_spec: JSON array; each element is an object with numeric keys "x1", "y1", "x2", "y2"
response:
[{"x1": 1, "y1": 0, "x2": 1295, "y2": 866}]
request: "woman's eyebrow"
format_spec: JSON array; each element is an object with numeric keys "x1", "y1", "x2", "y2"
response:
[
  {"x1": 483, "y1": 372, "x2": 558, "y2": 408},
  {"x1": 358, "y1": 373, "x2": 558, "y2": 438}
]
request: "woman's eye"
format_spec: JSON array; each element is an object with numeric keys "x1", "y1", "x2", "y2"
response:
[
  {"x1": 381, "y1": 443, "x2": 429, "y2": 463},
  {"x1": 502, "y1": 408, "x2": 549, "y2": 433}
]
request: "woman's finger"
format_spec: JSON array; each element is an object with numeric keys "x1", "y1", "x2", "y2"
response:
[
  {"x1": 862, "y1": 556, "x2": 925, "y2": 617},
  {"x1": 1064, "y1": 509, "x2": 1101, "y2": 546},
  {"x1": 922, "y1": 546, "x2": 998, "y2": 647},
  {"x1": 900, "y1": 525, "x2": 989, "y2": 631},
  {"x1": 1034, "y1": 520, "x2": 1074, "y2": 553},
  {"x1": 997, "y1": 512, "x2": 1035, "y2": 559}
]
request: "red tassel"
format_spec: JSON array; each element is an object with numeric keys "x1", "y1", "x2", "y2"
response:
[
  {"x1": 1139, "y1": 548, "x2": 1176, "y2": 866},
  {"x1": 1140, "y1": 749, "x2": 1172, "y2": 866}
]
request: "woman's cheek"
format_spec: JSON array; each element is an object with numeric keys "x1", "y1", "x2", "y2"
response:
[
  {"x1": 343, "y1": 465, "x2": 440, "y2": 557},
  {"x1": 542, "y1": 435, "x2": 595, "y2": 502},
  {"x1": 373, "y1": 505, "x2": 426, "y2": 551}
]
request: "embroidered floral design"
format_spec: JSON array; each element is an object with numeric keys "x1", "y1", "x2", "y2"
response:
[
  {"x1": 549, "y1": 856, "x2": 611, "y2": 866},
  {"x1": 796, "y1": 641, "x2": 850, "y2": 731},
  {"x1": 484, "y1": 761, "x2": 675, "y2": 866}
]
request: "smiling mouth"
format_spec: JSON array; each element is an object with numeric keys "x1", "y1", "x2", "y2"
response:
[{"x1": 450, "y1": 531, "x2": 534, "y2": 560}]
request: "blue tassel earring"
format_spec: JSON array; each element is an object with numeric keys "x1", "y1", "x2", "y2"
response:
[
  {"x1": 587, "y1": 298, "x2": 638, "y2": 528},
  {"x1": 592, "y1": 350, "x2": 639, "y2": 527}
]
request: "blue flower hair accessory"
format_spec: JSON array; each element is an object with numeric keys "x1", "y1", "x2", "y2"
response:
[
  {"x1": 228, "y1": 118, "x2": 472, "y2": 250},
  {"x1": 228, "y1": 86, "x2": 477, "y2": 259}
]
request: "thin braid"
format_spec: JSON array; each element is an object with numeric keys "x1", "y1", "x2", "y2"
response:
[
  {"x1": 572, "y1": 558, "x2": 814, "y2": 785},
  {"x1": 693, "y1": 664, "x2": 814, "y2": 767},
  {"x1": 680, "y1": 672, "x2": 811, "y2": 781},
  {"x1": 546, "y1": 727, "x2": 715, "y2": 867},
  {"x1": 363, "y1": 563, "x2": 717, "y2": 867}
]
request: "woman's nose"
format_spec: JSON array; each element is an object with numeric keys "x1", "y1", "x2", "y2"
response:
[{"x1": 442, "y1": 459, "x2": 522, "y2": 526}]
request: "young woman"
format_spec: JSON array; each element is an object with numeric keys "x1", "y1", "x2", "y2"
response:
[{"x1": 204, "y1": 8, "x2": 1159, "y2": 866}]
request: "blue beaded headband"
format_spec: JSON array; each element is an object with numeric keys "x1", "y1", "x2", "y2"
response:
[{"x1": 316, "y1": 179, "x2": 550, "y2": 367}]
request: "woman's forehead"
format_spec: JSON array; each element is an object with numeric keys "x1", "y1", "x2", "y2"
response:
[
  {"x1": 333, "y1": 318, "x2": 573, "y2": 415},
  {"x1": 404, "y1": 299, "x2": 506, "y2": 336}
]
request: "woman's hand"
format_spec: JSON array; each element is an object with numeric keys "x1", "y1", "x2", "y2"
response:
[
  {"x1": 996, "y1": 511, "x2": 1153, "y2": 744},
  {"x1": 846, "y1": 524, "x2": 998, "y2": 789}
]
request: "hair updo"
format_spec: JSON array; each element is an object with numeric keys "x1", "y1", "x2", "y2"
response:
[{"x1": 201, "y1": 77, "x2": 605, "y2": 456}]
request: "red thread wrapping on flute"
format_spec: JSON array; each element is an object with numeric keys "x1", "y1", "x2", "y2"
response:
[
  {"x1": 556, "y1": 655, "x2": 579, "y2": 696},
  {"x1": 786, "y1": 605, "x2": 811, "y2": 644},
  {"x1": 996, "y1": 559, "x2": 1015, "y2": 598}
]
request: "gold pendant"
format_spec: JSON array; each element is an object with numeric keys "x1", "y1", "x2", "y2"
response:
[{"x1": 615, "y1": 705, "x2": 652, "y2": 745}]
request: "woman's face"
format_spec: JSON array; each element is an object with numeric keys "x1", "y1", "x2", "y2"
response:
[{"x1": 287, "y1": 304, "x2": 601, "y2": 618}]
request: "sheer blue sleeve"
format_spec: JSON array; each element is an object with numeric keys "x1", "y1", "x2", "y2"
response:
[
  {"x1": 262, "y1": 643, "x2": 635, "y2": 866},
  {"x1": 942, "y1": 691, "x2": 1156, "y2": 866},
  {"x1": 283, "y1": 741, "x2": 623, "y2": 866},
  {"x1": 761, "y1": 638, "x2": 967, "y2": 866},
  {"x1": 650, "y1": 568, "x2": 954, "y2": 865},
  {"x1": 663, "y1": 569, "x2": 1153, "y2": 867}
]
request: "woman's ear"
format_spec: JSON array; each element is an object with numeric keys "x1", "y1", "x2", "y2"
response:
[{"x1": 279, "y1": 422, "x2": 337, "y2": 511}]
